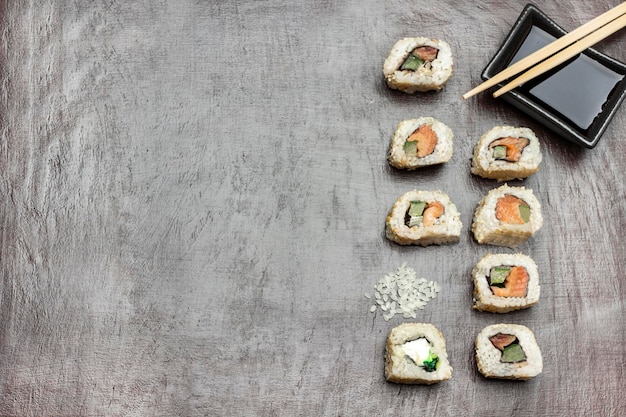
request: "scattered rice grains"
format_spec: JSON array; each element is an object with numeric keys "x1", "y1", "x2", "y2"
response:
[{"x1": 365, "y1": 263, "x2": 441, "y2": 321}]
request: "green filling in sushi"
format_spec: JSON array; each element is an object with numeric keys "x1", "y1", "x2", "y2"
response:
[
  {"x1": 403, "y1": 338, "x2": 439, "y2": 372},
  {"x1": 489, "y1": 333, "x2": 527, "y2": 363},
  {"x1": 400, "y1": 46, "x2": 439, "y2": 71},
  {"x1": 401, "y1": 54, "x2": 424, "y2": 70}
]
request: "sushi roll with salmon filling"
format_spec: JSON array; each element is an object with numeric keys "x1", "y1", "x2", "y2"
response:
[
  {"x1": 475, "y1": 324, "x2": 542, "y2": 380},
  {"x1": 472, "y1": 253, "x2": 540, "y2": 313},
  {"x1": 472, "y1": 184, "x2": 543, "y2": 247},
  {"x1": 388, "y1": 117, "x2": 454, "y2": 169},
  {"x1": 383, "y1": 37, "x2": 453, "y2": 93},
  {"x1": 385, "y1": 190, "x2": 462, "y2": 246},
  {"x1": 471, "y1": 126, "x2": 542, "y2": 181},
  {"x1": 385, "y1": 323, "x2": 452, "y2": 384}
]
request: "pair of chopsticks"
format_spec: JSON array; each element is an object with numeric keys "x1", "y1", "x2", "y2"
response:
[{"x1": 463, "y1": 2, "x2": 626, "y2": 99}]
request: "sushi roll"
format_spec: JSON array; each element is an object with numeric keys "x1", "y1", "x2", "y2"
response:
[
  {"x1": 472, "y1": 184, "x2": 543, "y2": 247},
  {"x1": 385, "y1": 190, "x2": 462, "y2": 246},
  {"x1": 383, "y1": 37, "x2": 453, "y2": 93},
  {"x1": 472, "y1": 253, "x2": 540, "y2": 313},
  {"x1": 471, "y1": 126, "x2": 542, "y2": 181},
  {"x1": 475, "y1": 324, "x2": 542, "y2": 380},
  {"x1": 387, "y1": 117, "x2": 454, "y2": 169},
  {"x1": 385, "y1": 323, "x2": 452, "y2": 384}
]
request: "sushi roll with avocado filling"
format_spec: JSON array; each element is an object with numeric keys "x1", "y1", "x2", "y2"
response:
[
  {"x1": 385, "y1": 190, "x2": 462, "y2": 246},
  {"x1": 387, "y1": 117, "x2": 454, "y2": 169},
  {"x1": 471, "y1": 126, "x2": 542, "y2": 181},
  {"x1": 472, "y1": 184, "x2": 543, "y2": 247},
  {"x1": 383, "y1": 37, "x2": 453, "y2": 93},
  {"x1": 475, "y1": 324, "x2": 542, "y2": 380},
  {"x1": 472, "y1": 253, "x2": 540, "y2": 313},
  {"x1": 385, "y1": 323, "x2": 452, "y2": 384}
]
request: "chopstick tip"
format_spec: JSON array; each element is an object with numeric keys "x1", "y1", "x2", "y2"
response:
[{"x1": 461, "y1": 90, "x2": 476, "y2": 100}]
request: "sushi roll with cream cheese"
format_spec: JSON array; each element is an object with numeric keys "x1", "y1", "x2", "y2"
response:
[
  {"x1": 385, "y1": 190, "x2": 462, "y2": 246},
  {"x1": 471, "y1": 126, "x2": 542, "y2": 181},
  {"x1": 472, "y1": 184, "x2": 543, "y2": 247},
  {"x1": 472, "y1": 253, "x2": 540, "y2": 313},
  {"x1": 383, "y1": 37, "x2": 453, "y2": 93},
  {"x1": 385, "y1": 323, "x2": 452, "y2": 384},
  {"x1": 387, "y1": 117, "x2": 453, "y2": 169},
  {"x1": 475, "y1": 324, "x2": 542, "y2": 380}
]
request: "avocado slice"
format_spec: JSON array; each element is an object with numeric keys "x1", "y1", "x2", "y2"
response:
[
  {"x1": 408, "y1": 201, "x2": 426, "y2": 217},
  {"x1": 403, "y1": 140, "x2": 418, "y2": 156},
  {"x1": 493, "y1": 145, "x2": 507, "y2": 160},
  {"x1": 400, "y1": 54, "x2": 425, "y2": 71},
  {"x1": 501, "y1": 343, "x2": 527, "y2": 363},
  {"x1": 518, "y1": 204, "x2": 531, "y2": 223},
  {"x1": 489, "y1": 266, "x2": 511, "y2": 285}
]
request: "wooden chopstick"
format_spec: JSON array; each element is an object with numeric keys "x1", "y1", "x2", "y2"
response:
[
  {"x1": 462, "y1": 2, "x2": 626, "y2": 99},
  {"x1": 493, "y1": 13, "x2": 626, "y2": 97}
]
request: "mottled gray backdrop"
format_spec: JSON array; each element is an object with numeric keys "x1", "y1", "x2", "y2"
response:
[{"x1": 1, "y1": 1, "x2": 625, "y2": 415}]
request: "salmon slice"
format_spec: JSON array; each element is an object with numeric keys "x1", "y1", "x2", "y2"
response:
[
  {"x1": 495, "y1": 194, "x2": 528, "y2": 225},
  {"x1": 406, "y1": 125, "x2": 438, "y2": 157},
  {"x1": 488, "y1": 137, "x2": 530, "y2": 162},
  {"x1": 422, "y1": 201, "x2": 444, "y2": 227},
  {"x1": 489, "y1": 333, "x2": 516, "y2": 351},
  {"x1": 414, "y1": 46, "x2": 438, "y2": 62},
  {"x1": 491, "y1": 266, "x2": 529, "y2": 297}
]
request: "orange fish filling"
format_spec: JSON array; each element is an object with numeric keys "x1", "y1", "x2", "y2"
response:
[
  {"x1": 490, "y1": 266, "x2": 529, "y2": 297},
  {"x1": 488, "y1": 137, "x2": 530, "y2": 162},
  {"x1": 405, "y1": 200, "x2": 444, "y2": 227},
  {"x1": 413, "y1": 46, "x2": 438, "y2": 62},
  {"x1": 406, "y1": 125, "x2": 438, "y2": 157},
  {"x1": 495, "y1": 194, "x2": 529, "y2": 224},
  {"x1": 422, "y1": 201, "x2": 444, "y2": 227},
  {"x1": 489, "y1": 333, "x2": 517, "y2": 350}
]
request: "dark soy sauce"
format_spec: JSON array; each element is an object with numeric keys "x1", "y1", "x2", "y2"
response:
[{"x1": 508, "y1": 26, "x2": 624, "y2": 132}]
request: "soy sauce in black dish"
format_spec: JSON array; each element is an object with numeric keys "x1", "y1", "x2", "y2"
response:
[
  {"x1": 507, "y1": 25, "x2": 623, "y2": 133},
  {"x1": 481, "y1": 4, "x2": 626, "y2": 148}
]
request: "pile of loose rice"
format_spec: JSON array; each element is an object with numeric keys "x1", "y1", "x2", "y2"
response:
[{"x1": 365, "y1": 263, "x2": 441, "y2": 321}]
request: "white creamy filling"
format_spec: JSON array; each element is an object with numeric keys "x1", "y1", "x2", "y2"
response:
[{"x1": 402, "y1": 338, "x2": 431, "y2": 364}]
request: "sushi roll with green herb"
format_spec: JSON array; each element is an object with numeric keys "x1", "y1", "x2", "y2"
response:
[
  {"x1": 472, "y1": 253, "x2": 540, "y2": 313},
  {"x1": 385, "y1": 323, "x2": 452, "y2": 384},
  {"x1": 383, "y1": 37, "x2": 453, "y2": 93},
  {"x1": 471, "y1": 184, "x2": 543, "y2": 247},
  {"x1": 475, "y1": 324, "x2": 542, "y2": 380},
  {"x1": 471, "y1": 126, "x2": 542, "y2": 181},
  {"x1": 387, "y1": 117, "x2": 454, "y2": 169},
  {"x1": 385, "y1": 190, "x2": 462, "y2": 246}
]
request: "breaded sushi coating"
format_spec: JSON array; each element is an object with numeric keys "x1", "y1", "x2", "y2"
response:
[
  {"x1": 383, "y1": 37, "x2": 453, "y2": 93},
  {"x1": 472, "y1": 253, "x2": 540, "y2": 313},
  {"x1": 388, "y1": 117, "x2": 453, "y2": 170},
  {"x1": 472, "y1": 184, "x2": 543, "y2": 247},
  {"x1": 385, "y1": 323, "x2": 452, "y2": 384},
  {"x1": 475, "y1": 324, "x2": 542, "y2": 380},
  {"x1": 471, "y1": 126, "x2": 542, "y2": 181},
  {"x1": 385, "y1": 190, "x2": 462, "y2": 246}
]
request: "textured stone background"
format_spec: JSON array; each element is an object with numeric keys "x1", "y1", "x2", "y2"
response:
[{"x1": 0, "y1": 1, "x2": 625, "y2": 415}]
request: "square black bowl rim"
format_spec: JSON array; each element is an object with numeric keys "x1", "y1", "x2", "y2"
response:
[{"x1": 481, "y1": 3, "x2": 626, "y2": 149}]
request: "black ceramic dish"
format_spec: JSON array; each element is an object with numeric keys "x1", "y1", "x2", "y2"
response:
[{"x1": 482, "y1": 4, "x2": 626, "y2": 148}]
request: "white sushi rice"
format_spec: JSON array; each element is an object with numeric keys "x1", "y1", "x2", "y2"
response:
[
  {"x1": 470, "y1": 126, "x2": 542, "y2": 181},
  {"x1": 367, "y1": 263, "x2": 441, "y2": 321},
  {"x1": 386, "y1": 190, "x2": 463, "y2": 246},
  {"x1": 387, "y1": 117, "x2": 454, "y2": 169},
  {"x1": 383, "y1": 37, "x2": 454, "y2": 93},
  {"x1": 475, "y1": 323, "x2": 543, "y2": 380},
  {"x1": 471, "y1": 184, "x2": 543, "y2": 247},
  {"x1": 385, "y1": 323, "x2": 453, "y2": 384},
  {"x1": 472, "y1": 253, "x2": 540, "y2": 313}
]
